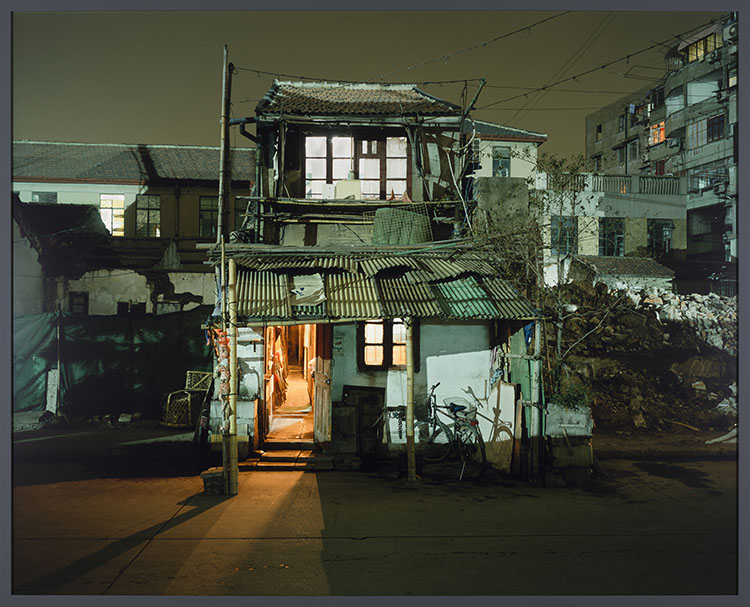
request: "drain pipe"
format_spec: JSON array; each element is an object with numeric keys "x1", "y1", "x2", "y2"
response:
[
  {"x1": 406, "y1": 318, "x2": 416, "y2": 481},
  {"x1": 227, "y1": 257, "x2": 239, "y2": 495}
]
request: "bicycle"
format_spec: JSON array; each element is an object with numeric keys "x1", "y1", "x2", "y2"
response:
[{"x1": 416, "y1": 382, "x2": 487, "y2": 480}]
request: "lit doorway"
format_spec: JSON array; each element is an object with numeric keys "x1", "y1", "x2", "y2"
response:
[{"x1": 263, "y1": 324, "x2": 317, "y2": 446}]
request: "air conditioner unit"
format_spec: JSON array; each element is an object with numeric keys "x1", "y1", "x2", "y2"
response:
[
  {"x1": 667, "y1": 138, "x2": 681, "y2": 148},
  {"x1": 716, "y1": 90, "x2": 728, "y2": 102},
  {"x1": 723, "y1": 22, "x2": 738, "y2": 44},
  {"x1": 707, "y1": 50, "x2": 721, "y2": 64},
  {"x1": 713, "y1": 182, "x2": 727, "y2": 195},
  {"x1": 640, "y1": 154, "x2": 649, "y2": 163}
]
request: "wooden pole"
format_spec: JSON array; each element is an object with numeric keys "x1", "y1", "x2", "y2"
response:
[
  {"x1": 227, "y1": 257, "x2": 239, "y2": 495},
  {"x1": 217, "y1": 45, "x2": 233, "y2": 244},
  {"x1": 405, "y1": 319, "x2": 416, "y2": 481}
]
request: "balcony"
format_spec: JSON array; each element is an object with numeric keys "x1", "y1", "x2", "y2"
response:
[{"x1": 535, "y1": 173, "x2": 685, "y2": 196}]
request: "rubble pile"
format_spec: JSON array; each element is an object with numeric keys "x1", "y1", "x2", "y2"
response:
[{"x1": 546, "y1": 282, "x2": 738, "y2": 435}]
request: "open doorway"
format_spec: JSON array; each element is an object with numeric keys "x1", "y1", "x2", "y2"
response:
[{"x1": 263, "y1": 324, "x2": 318, "y2": 446}]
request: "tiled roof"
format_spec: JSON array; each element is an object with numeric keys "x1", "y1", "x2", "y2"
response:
[
  {"x1": 13, "y1": 141, "x2": 256, "y2": 184},
  {"x1": 465, "y1": 119, "x2": 547, "y2": 142},
  {"x1": 255, "y1": 81, "x2": 462, "y2": 117},
  {"x1": 574, "y1": 255, "x2": 675, "y2": 278},
  {"x1": 231, "y1": 250, "x2": 538, "y2": 322}
]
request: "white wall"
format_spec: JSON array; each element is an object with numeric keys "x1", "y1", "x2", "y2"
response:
[
  {"x1": 13, "y1": 181, "x2": 143, "y2": 206},
  {"x1": 12, "y1": 221, "x2": 44, "y2": 317},
  {"x1": 67, "y1": 270, "x2": 151, "y2": 315},
  {"x1": 166, "y1": 272, "x2": 215, "y2": 309},
  {"x1": 471, "y1": 140, "x2": 539, "y2": 182}
]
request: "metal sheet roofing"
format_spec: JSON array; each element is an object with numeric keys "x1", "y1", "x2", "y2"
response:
[
  {"x1": 13, "y1": 141, "x2": 256, "y2": 183},
  {"x1": 232, "y1": 250, "x2": 538, "y2": 323},
  {"x1": 256, "y1": 81, "x2": 461, "y2": 117}
]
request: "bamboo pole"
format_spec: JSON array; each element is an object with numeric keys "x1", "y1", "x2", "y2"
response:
[
  {"x1": 406, "y1": 319, "x2": 417, "y2": 481},
  {"x1": 227, "y1": 257, "x2": 239, "y2": 495}
]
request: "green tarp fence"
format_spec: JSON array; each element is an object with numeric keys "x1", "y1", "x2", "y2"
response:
[{"x1": 13, "y1": 307, "x2": 213, "y2": 419}]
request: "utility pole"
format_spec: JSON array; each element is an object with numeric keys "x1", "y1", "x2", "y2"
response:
[
  {"x1": 217, "y1": 45, "x2": 233, "y2": 245},
  {"x1": 405, "y1": 319, "x2": 417, "y2": 481},
  {"x1": 227, "y1": 258, "x2": 239, "y2": 495}
]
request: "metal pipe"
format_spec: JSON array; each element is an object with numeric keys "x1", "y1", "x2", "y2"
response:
[
  {"x1": 228, "y1": 257, "x2": 239, "y2": 495},
  {"x1": 406, "y1": 319, "x2": 416, "y2": 481}
]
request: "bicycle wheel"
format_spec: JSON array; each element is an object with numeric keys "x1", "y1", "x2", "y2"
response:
[
  {"x1": 420, "y1": 418, "x2": 454, "y2": 462},
  {"x1": 458, "y1": 425, "x2": 486, "y2": 480}
]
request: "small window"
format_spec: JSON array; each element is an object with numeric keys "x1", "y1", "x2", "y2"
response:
[
  {"x1": 491, "y1": 146, "x2": 511, "y2": 178},
  {"x1": 707, "y1": 114, "x2": 725, "y2": 143},
  {"x1": 592, "y1": 155, "x2": 602, "y2": 172},
  {"x1": 728, "y1": 67, "x2": 737, "y2": 88},
  {"x1": 617, "y1": 147, "x2": 626, "y2": 164},
  {"x1": 199, "y1": 196, "x2": 219, "y2": 239},
  {"x1": 100, "y1": 194, "x2": 125, "y2": 236},
  {"x1": 650, "y1": 122, "x2": 666, "y2": 145},
  {"x1": 550, "y1": 216, "x2": 577, "y2": 256},
  {"x1": 136, "y1": 194, "x2": 160, "y2": 237},
  {"x1": 69, "y1": 291, "x2": 89, "y2": 315},
  {"x1": 32, "y1": 191, "x2": 57, "y2": 203},
  {"x1": 618, "y1": 115, "x2": 625, "y2": 133},
  {"x1": 628, "y1": 140, "x2": 639, "y2": 161},
  {"x1": 595, "y1": 124, "x2": 602, "y2": 141},
  {"x1": 357, "y1": 318, "x2": 418, "y2": 370}
]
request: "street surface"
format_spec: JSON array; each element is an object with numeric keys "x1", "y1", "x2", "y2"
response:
[{"x1": 12, "y1": 457, "x2": 738, "y2": 596}]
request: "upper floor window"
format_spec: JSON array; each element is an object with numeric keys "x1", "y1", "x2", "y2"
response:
[
  {"x1": 628, "y1": 140, "x2": 639, "y2": 161},
  {"x1": 69, "y1": 291, "x2": 89, "y2": 315},
  {"x1": 199, "y1": 196, "x2": 218, "y2": 239},
  {"x1": 550, "y1": 216, "x2": 577, "y2": 257},
  {"x1": 650, "y1": 121, "x2": 666, "y2": 145},
  {"x1": 305, "y1": 134, "x2": 409, "y2": 200},
  {"x1": 136, "y1": 194, "x2": 160, "y2": 237},
  {"x1": 592, "y1": 155, "x2": 602, "y2": 172},
  {"x1": 32, "y1": 191, "x2": 57, "y2": 203},
  {"x1": 728, "y1": 66, "x2": 737, "y2": 88},
  {"x1": 618, "y1": 115, "x2": 625, "y2": 133},
  {"x1": 492, "y1": 146, "x2": 511, "y2": 177},
  {"x1": 595, "y1": 124, "x2": 602, "y2": 141},
  {"x1": 687, "y1": 114, "x2": 725, "y2": 149},
  {"x1": 99, "y1": 194, "x2": 125, "y2": 236},
  {"x1": 648, "y1": 87, "x2": 665, "y2": 111},
  {"x1": 686, "y1": 31, "x2": 723, "y2": 63},
  {"x1": 707, "y1": 114, "x2": 725, "y2": 142},
  {"x1": 599, "y1": 218, "x2": 624, "y2": 257},
  {"x1": 617, "y1": 146, "x2": 626, "y2": 164},
  {"x1": 648, "y1": 219, "x2": 673, "y2": 257}
]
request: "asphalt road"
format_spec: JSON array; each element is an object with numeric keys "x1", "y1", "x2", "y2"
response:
[{"x1": 11, "y1": 458, "x2": 739, "y2": 597}]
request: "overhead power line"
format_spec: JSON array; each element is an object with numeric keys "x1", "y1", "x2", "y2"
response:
[
  {"x1": 476, "y1": 15, "x2": 727, "y2": 112},
  {"x1": 371, "y1": 11, "x2": 572, "y2": 81}
]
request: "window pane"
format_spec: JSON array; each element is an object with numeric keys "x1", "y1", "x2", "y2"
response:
[
  {"x1": 306, "y1": 180, "x2": 325, "y2": 198},
  {"x1": 386, "y1": 158, "x2": 407, "y2": 179},
  {"x1": 392, "y1": 321, "x2": 406, "y2": 344},
  {"x1": 200, "y1": 196, "x2": 218, "y2": 210},
  {"x1": 392, "y1": 345, "x2": 406, "y2": 366},
  {"x1": 305, "y1": 136, "x2": 327, "y2": 157},
  {"x1": 332, "y1": 137, "x2": 353, "y2": 158},
  {"x1": 306, "y1": 158, "x2": 326, "y2": 179},
  {"x1": 333, "y1": 158, "x2": 351, "y2": 180},
  {"x1": 361, "y1": 180, "x2": 380, "y2": 198},
  {"x1": 364, "y1": 345, "x2": 384, "y2": 366},
  {"x1": 359, "y1": 158, "x2": 380, "y2": 179},
  {"x1": 386, "y1": 180, "x2": 407, "y2": 197},
  {"x1": 387, "y1": 137, "x2": 407, "y2": 157},
  {"x1": 365, "y1": 321, "x2": 384, "y2": 344}
]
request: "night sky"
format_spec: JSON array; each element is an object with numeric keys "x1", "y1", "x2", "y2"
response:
[{"x1": 12, "y1": 10, "x2": 726, "y2": 158}]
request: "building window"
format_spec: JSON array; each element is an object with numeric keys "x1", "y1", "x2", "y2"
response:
[
  {"x1": 550, "y1": 216, "x2": 577, "y2": 256},
  {"x1": 628, "y1": 140, "x2": 639, "y2": 161},
  {"x1": 69, "y1": 291, "x2": 89, "y2": 315},
  {"x1": 650, "y1": 121, "x2": 666, "y2": 145},
  {"x1": 118, "y1": 301, "x2": 146, "y2": 316},
  {"x1": 385, "y1": 136, "x2": 408, "y2": 199},
  {"x1": 199, "y1": 196, "x2": 218, "y2": 239},
  {"x1": 359, "y1": 140, "x2": 381, "y2": 199},
  {"x1": 135, "y1": 195, "x2": 160, "y2": 237},
  {"x1": 32, "y1": 191, "x2": 57, "y2": 203},
  {"x1": 707, "y1": 114, "x2": 725, "y2": 143},
  {"x1": 688, "y1": 161, "x2": 728, "y2": 193},
  {"x1": 305, "y1": 136, "x2": 354, "y2": 199},
  {"x1": 617, "y1": 146, "x2": 625, "y2": 164},
  {"x1": 655, "y1": 159, "x2": 666, "y2": 176},
  {"x1": 357, "y1": 318, "x2": 414, "y2": 370},
  {"x1": 649, "y1": 87, "x2": 665, "y2": 111},
  {"x1": 598, "y1": 218, "x2": 624, "y2": 257},
  {"x1": 686, "y1": 31, "x2": 723, "y2": 63},
  {"x1": 592, "y1": 155, "x2": 602, "y2": 172},
  {"x1": 648, "y1": 219, "x2": 673, "y2": 257},
  {"x1": 99, "y1": 194, "x2": 125, "y2": 236},
  {"x1": 618, "y1": 115, "x2": 625, "y2": 133},
  {"x1": 728, "y1": 66, "x2": 737, "y2": 88},
  {"x1": 491, "y1": 146, "x2": 511, "y2": 178},
  {"x1": 595, "y1": 124, "x2": 602, "y2": 141}
]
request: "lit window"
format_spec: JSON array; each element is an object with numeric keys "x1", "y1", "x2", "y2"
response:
[
  {"x1": 136, "y1": 194, "x2": 160, "y2": 237},
  {"x1": 687, "y1": 31, "x2": 723, "y2": 63},
  {"x1": 305, "y1": 136, "x2": 354, "y2": 199},
  {"x1": 199, "y1": 196, "x2": 218, "y2": 239},
  {"x1": 728, "y1": 67, "x2": 737, "y2": 88},
  {"x1": 686, "y1": 119, "x2": 707, "y2": 149},
  {"x1": 650, "y1": 122, "x2": 666, "y2": 145},
  {"x1": 100, "y1": 194, "x2": 125, "y2": 236},
  {"x1": 385, "y1": 137, "x2": 408, "y2": 199},
  {"x1": 358, "y1": 318, "x2": 415, "y2": 369}
]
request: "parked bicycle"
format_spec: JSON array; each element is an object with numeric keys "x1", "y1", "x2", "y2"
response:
[{"x1": 416, "y1": 382, "x2": 487, "y2": 480}]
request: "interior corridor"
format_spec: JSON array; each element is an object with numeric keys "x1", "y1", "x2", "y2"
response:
[{"x1": 266, "y1": 364, "x2": 314, "y2": 444}]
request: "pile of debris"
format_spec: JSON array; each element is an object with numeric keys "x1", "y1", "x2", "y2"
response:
[{"x1": 545, "y1": 282, "x2": 738, "y2": 435}]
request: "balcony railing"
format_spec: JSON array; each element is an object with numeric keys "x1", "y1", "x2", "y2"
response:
[{"x1": 535, "y1": 173, "x2": 684, "y2": 196}]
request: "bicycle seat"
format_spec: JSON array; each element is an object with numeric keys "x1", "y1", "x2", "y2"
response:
[{"x1": 448, "y1": 402, "x2": 468, "y2": 414}]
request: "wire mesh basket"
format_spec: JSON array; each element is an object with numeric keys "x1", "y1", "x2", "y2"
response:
[{"x1": 363, "y1": 204, "x2": 433, "y2": 245}]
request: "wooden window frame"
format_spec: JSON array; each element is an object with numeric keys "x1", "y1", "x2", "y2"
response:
[
  {"x1": 135, "y1": 194, "x2": 161, "y2": 237},
  {"x1": 356, "y1": 318, "x2": 420, "y2": 371}
]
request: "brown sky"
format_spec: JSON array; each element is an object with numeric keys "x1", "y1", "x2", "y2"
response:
[{"x1": 12, "y1": 10, "x2": 726, "y2": 158}]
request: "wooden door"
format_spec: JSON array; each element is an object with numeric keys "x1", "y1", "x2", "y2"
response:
[{"x1": 313, "y1": 323, "x2": 333, "y2": 447}]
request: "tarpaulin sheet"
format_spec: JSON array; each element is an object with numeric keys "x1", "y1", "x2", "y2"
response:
[{"x1": 13, "y1": 307, "x2": 213, "y2": 418}]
